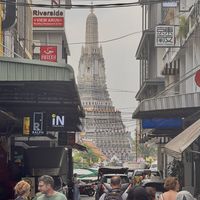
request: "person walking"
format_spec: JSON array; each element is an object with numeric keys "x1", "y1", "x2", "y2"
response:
[
  {"x1": 159, "y1": 177, "x2": 180, "y2": 200},
  {"x1": 14, "y1": 180, "x2": 31, "y2": 200},
  {"x1": 99, "y1": 176, "x2": 123, "y2": 200},
  {"x1": 36, "y1": 175, "x2": 67, "y2": 200},
  {"x1": 127, "y1": 186, "x2": 149, "y2": 200}
]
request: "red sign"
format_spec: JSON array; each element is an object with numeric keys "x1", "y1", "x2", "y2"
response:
[
  {"x1": 33, "y1": 17, "x2": 64, "y2": 27},
  {"x1": 195, "y1": 69, "x2": 200, "y2": 87},
  {"x1": 40, "y1": 46, "x2": 57, "y2": 62}
]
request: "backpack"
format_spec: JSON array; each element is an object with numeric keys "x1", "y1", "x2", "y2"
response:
[{"x1": 104, "y1": 189, "x2": 123, "y2": 200}]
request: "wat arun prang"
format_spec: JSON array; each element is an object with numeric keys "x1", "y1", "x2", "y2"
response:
[{"x1": 77, "y1": 9, "x2": 133, "y2": 163}]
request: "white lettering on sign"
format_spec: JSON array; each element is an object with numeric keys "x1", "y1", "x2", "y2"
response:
[
  {"x1": 52, "y1": 114, "x2": 65, "y2": 127},
  {"x1": 32, "y1": 112, "x2": 44, "y2": 135}
]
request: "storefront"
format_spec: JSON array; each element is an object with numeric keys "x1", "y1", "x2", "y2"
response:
[{"x1": 0, "y1": 57, "x2": 85, "y2": 199}]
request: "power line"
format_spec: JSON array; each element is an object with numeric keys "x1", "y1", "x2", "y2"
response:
[
  {"x1": 0, "y1": 0, "x2": 162, "y2": 8},
  {"x1": 68, "y1": 31, "x2": 141, "y2": 45}
]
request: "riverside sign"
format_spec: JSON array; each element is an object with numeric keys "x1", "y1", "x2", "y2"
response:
[{"x1": 32, "y1": 9, "x2": 64, "y2": 27}]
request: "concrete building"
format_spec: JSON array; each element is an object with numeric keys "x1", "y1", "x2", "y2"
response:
[
  {"x1": 77, "y1": 9, "x2": 133, "y2": 163},
  {"x1": 32, "y1": 0, "x2": 71, "y2": 64},
  {"x1": 2, "y1": 0, "x2": 33, "y2": 58},
  {"x1": 133, "y1": 0, "x2": 200, "y2": 197}
]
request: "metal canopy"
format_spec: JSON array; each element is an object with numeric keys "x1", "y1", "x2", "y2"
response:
[
  {"x1": 165, "y1": 119, "x2": 200, "y2": 160},
  {"x1": 0, "y1": 80, "x2": 84, "y2": 133}
]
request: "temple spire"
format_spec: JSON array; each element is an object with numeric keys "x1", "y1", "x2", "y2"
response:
[{"x1": 85, "y1": 6, "x2": 98, "y2": 53}]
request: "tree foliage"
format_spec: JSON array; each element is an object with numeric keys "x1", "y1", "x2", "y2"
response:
[
  {"x1": 73, "y1": 145, "x2": 99, "y2": 168},
  {"x1": 137, "y1": 142, "x2": 157, "y2": 159}
]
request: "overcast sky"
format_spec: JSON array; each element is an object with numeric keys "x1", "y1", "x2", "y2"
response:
[{"x1": 65, "y1": 0, "x2": 142, "y2": 133}]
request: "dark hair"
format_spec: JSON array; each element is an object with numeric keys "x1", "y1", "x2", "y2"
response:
[
  {"x1": 127, "y1": 186, "x2": 149, "y2": 200},
  {"x1": 164, "y1": 177, "x2": 178, "y2": 191},
  {"x1": 38, "y1": 175, "x2": 54, "y2": 188},
  {"x1": 111, "y1": 176, "x2": 121, "y2": 186},
  {"x1": 145, "y1": 187, "x2": 156, "y2": 200}
]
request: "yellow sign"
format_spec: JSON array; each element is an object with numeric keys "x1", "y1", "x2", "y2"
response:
[{"x1": 23, "y1": 117, "x2": 30, "y2": 135}]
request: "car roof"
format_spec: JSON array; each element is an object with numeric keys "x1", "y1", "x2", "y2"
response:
[
  {"x1": 102, "y1": 174, "x2": 128, "y2": 177},
  {"x1": 98, "y1": 167, "x2": 128, "y2": 176}
]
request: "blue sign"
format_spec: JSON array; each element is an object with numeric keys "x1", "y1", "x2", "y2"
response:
[{"x1": 142, "y1": 118, "x2": 183, "y2": 129}]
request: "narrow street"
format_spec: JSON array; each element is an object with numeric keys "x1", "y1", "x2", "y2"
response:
[{"x1": 80, "y1": 195, "x2": 95, "y2": 200}]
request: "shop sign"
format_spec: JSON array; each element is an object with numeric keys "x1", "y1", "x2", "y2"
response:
[
  {"x1": 32, "y1": 112, "x2": 45, "y2": 135},
  {"x1": 23, "y1": 117, "x2": 30, "y2": 135},
  {"x1": 51, "y1": 113, "x2": 65, "y2": 127},
  {"x1": 162, "y1": 0, "x2": 177, "y2": 8},
  {"x1": 155, "y1": 25, "x2": 175, "y2": 47},
  {"x1": 32, "y1": 9, "x2": 64, "y2": 27},
  {"x1": 33, "y1": 17, "x2": 64, "y2": 27},
  {"x1": 23, "y1": 112, "x2": 46, "y2": 136},
  {"x1": 40, "y1": 46, "x2": 57, "y2": 62},
  {"x1": 142, "y1": 118, "x2": 183, "y2": 129}
]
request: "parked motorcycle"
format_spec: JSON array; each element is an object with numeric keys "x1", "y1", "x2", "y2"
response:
[{"x1": 79, "y1": 183, "x2": 95, "y2": 196}]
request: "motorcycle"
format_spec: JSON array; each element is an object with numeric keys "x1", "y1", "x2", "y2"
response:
[{"x1": 79, "y1": 183, "x2": 95, "y2": 196}]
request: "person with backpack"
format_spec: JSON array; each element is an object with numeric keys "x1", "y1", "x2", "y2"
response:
[{"x1": 99, "y1": 176, "x2": 124, "y2": 200}]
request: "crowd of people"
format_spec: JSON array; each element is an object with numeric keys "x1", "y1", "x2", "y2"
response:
[
  {"x1": 13, "y1": 175, "x2": 196, "y2": 200},
  {"x1": 97, "y1": 176, "x2": 195, "y2": 200},
  {"x1": 14, "y1": 175, "x2": 67, "y2": 200}
]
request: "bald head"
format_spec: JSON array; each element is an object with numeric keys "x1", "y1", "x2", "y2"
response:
[{"x1": 111, "y1": 176, "x2": 121, "y2": 189}]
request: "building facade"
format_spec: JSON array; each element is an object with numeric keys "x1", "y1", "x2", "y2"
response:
[
  {"x1": 32, "y1": 0, "x2": 71, "y2": 64},
  {"x1": 133, "y1": 0, "x2": 200, "y2": 197},
  {"x1": 77, "y1": 9, "x2": 133, "y2": 163},
  {"x1": 2, "y1": 0, "x2": 33, "y2": 58}
]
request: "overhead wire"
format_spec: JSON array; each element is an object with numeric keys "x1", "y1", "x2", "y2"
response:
[{"x1": 0, "y1": 0, "x2": 163, "y2": 8}]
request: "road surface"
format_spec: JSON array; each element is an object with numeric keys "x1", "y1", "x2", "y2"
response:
[{"x1": 81, "y1": 194, "x2": 95, "y2": 200}]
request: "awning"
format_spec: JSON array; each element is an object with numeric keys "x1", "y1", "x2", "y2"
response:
[{"x1": 165, "y1": 119, "x2": 200, "y2": 160}]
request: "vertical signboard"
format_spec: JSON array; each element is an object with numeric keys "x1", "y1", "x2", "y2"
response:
[
  {"x1": 32, "y1": 112, "x2": 45, "y2": 135},
  {"x1": 23, "y1": 117, "x2": 30, "y2": 135},
  {"x1": 40, "y1": 46, "x2": 57, "y2": 62},
  {"x1": 155, "y1": 25, "x2": 175, "y2": 47}
]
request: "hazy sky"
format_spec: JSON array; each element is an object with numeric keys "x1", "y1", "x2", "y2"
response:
[{"x1": 65, "y1": 0, "x2": 142, "y2": 133}]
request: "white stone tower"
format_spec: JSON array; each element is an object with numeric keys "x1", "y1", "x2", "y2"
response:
[{"x1": 77, "y1": 9, "x2": 133, "y2": 162}]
